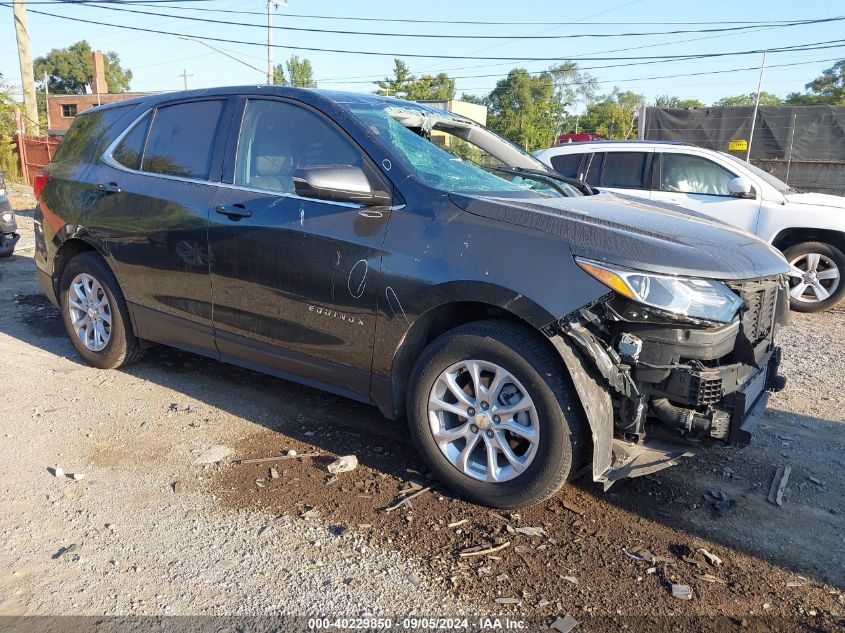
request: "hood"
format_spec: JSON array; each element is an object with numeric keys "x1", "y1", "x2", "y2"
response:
[
  {"x1": 450, "y1": 192, "x2": 790, "y2": 281},
  {"x1": 784, "y1": 191, "x2": 845, "y2": 210}
]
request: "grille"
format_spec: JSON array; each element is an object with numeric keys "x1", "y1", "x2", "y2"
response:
[
  {"x1": 741, "y1": 365, "x2": 769, "y2": 414},
  {"x1": 690, "y1": 375, "x2": 723, "y2": 405},
  {"x1": 742, "y1": 284, "x2": 778, "y2": 345}
]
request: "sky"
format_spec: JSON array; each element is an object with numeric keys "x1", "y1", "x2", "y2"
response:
[{"x1": 1, "y1": 0, "x2": 843, "y2": 110}]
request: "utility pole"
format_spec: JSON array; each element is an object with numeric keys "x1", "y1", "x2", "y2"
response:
[
  {"x1": 746, "y1": 51, "x2": 767, "y2": 163},
  {"x1": 267, "y1": 0, "x2": 287, "y2": 85},
  {"x1": 44, "y1": 71, "x2": 50, "y2": 131},
  {"x1": 179, "y1": 69, "x2": 193, "y2": 90},
  {"x1": 12, "y1": 0, "x2": 39, "y2": 135}
]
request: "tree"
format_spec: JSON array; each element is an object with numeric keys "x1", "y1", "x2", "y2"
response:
[
  {"x1": 486, "y1": 68, "x2": 563, "y2": 150},
  {"x1": 713, "y1": 91, "x2": 782, "y2": 107},
  {"x1": 405, "y1": 73, "x2": 455, "y2": 101},
  {"x1": 286, "y1": 56, "x2": 316, "y2": 88},
  {"x1": 785, "y1": 59, "x2": 845, "y2": 105},
  {"x1": 460, "y1": 93, "x2": 487, "y2": 105},
  {"x1": 548, "y1": 62, "x2": 598, "y2": 112},
  {"x1": 0, "y1": 77, "x2": 21, "y2": 179},
  {"x1": 272, "y1": 63, "x2": 286, "y2": 86},
  {"x1": 578, "y1": 88, "x2": 645, "y2": 139},
  {"x1": 34, "y1": 41, "x2": 132, "y2": 94},
  {"x1": 653, "y1": 95, "x2": 705, "y2": 108},
  {"x1": 374, "y1": 59, "x2": 415, "y2": 98}
]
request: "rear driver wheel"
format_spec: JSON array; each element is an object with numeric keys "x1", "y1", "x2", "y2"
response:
[
  {"x1": 407, "y1": 320, "x2": 584, "y2": 508},
  {"x1": 59, "y1": 252, "x2": 144, "y2": 369}
]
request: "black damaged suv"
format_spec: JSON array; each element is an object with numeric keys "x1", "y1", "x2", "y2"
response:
[{"x1": 34, "y1": 87, "x2": 789, "y2": 507}]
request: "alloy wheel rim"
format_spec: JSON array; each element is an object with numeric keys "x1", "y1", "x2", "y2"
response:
[
  {"x1": 427, "y1": 359, "x2": 539, "y2": 483},
  {"x1": 788, "y1": 252, "x2": 840, "y2": 303},
  {"x1": 67, "y1": 273, "x2": 112, "y2": 352}
]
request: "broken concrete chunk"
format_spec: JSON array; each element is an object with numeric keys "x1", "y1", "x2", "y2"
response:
[
  {"x1": 494, "y1": 597, "x2": 521, "y2": 605},
  {"x1": 514, "y1": 526, "x2": 546, "y2": 537},
  {"x1": 269, "y1": 467, "x2": 279, "y2": 480},
  {"x1": 562, "y1": 500, "x2": 584, "y2": 515},
  {"x1": 327, "y1": 455, "x2": 358, "y2": 474},
  {"x1": 550, "y1": 615, "x2": 580, "y2": 633},
  {"x1": 67, "y1": 472, "x2": 85, "y2": 481},
  {"x1": 51, "y1": 543, "x2": 78, "y2": 560},
  {"x1": 194, "y1": 445, "x2": 232, "y2": 465},
  {"x1": 50, "y1": 467, "x2": 65, "y2": 478},
  {"x1": 699, "y1": 574, "x2": 727, "y2": 584},
  {"x1": 698, "y1": 548, "x2": 722, "y2": 567},
  {"x1": 671, "y1": 584, "x2": 693, "y2": 600},
  {"x1": 561, "y1": 575, "x2": 578, "y2": 585},
  {"x1": 768, "y1": 464, "x2": 792, "y2": 506}
]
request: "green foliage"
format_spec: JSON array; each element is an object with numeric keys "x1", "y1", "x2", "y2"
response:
[
  {"x1": 405, "y1": 73, "x2": 456, "y2": 101},
  {"x1": 287, "y1": 56, "x2": 317, "y2": 88},
  {"x1": 578, "y1": 88, "x2": 645, "y2": 139},
  {"x1": 0, "y1": 79, "x2": 21, "y2": 180},
  {"x1": 459, "y1": 93, "x2": 487, "y2": 105},
  {"x1": 653, "y1": 95, "x2": 705, "y2": 108},
  {"x1": 272, "y1": 63, "x2": 287, "y2": 86},
  {"x1": 548, "y1": 62, "x2": 598, "y2": 111},
  {"x1": 713, "y1": 91, "x2": 782, "y2": 107},
  {"x1": 486, "y1": 68, "x2": 562, "y2": 150},
  {"x1": 374, "y1": 59, "x2": 415, "y2": 98},
  {"x1": 34, "y1": 40, "x2": 132, "y2": 94},
  {"x1": 785, "y1": 59, "x2": 845, "y2": 105}
]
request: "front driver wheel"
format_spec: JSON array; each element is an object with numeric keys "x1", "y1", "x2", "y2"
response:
[
  {"x1": 59, "y1": 252, "x2": 144, "y2": 369},
  {"x1": 407, "y1": 320, "x2": 584, "y2": 508},
  {"x1": 783, "y1": 241, "x2": 845, "y2": 313}
]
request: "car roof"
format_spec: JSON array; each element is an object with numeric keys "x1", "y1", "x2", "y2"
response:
[
  {"x1": 85, "y1": 86, "x2": 438, "y2": 115},
  {"x1": 547, "y1": 140, "x2": 693, "y2": 149}
]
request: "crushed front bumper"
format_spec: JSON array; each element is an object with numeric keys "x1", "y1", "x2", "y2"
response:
[{"x1": 0, "y1": 232, "x2": 19, "y2": 257}]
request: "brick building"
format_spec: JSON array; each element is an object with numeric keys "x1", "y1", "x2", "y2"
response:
[{"x1": 46, "y1": 50, "x2": 150, "y2": 133}]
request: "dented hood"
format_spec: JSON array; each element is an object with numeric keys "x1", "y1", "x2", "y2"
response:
[{"x1": 451, "y1": 192, "x2": 790, "y2": 281}]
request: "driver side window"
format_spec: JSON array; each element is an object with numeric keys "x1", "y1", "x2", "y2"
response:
[
  {"x1": 235, "y1": 99, "x2": 364, "y2": 195},
  {"x1": 660, "y1": 153, "x2": 736, "y2": 196}
]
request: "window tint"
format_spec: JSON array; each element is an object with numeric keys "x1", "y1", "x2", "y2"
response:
[
  {"x1": 601, "y1": 152, "x2": 648, "y2": 188},
  {"x1": 585, "y1": 153, "x2": 604, "y2": 186},
  {"x1": 235, "y1": 99, "x2": 363, "y2": 194},
  {"x1": 112, "y1": 113, "x2": 150, "y2": 170},
  {"x1": 661, "y1": 153, "x2": 736, "y2": 196},
  {"x1": 550, "y1": 153, "x2": 584, "y2": 179},
  {"x1": 53, "y1": 105, "x2": 133, "y2": 163},
  {"x1": 142, "y1": 100, "x2": 225, "y2": 179}
]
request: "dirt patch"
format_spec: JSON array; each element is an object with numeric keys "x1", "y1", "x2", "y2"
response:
[{"x1": 14, "y1": 293, "x2": 65, "y2": 338}]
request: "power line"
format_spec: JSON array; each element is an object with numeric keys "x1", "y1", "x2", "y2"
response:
[
  {"x1": 7, "y1": 4, "x2": 845, "y2": 62},
  {"x1": 52, "y1": 2, "x2": 845, "y2": 28},
  {"x1": 48, "y1": 2, "x2": 845, "y2": 40}
]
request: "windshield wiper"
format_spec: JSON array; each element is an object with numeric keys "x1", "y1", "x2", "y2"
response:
[{"x1": 486, "y1": 166, "x2": 595, "y2": 196}]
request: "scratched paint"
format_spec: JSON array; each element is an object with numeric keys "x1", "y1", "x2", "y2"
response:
[{"x1": 348, "y1": 259, "x2": 368, "y2": 299}]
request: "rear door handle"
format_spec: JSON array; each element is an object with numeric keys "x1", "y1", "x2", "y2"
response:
[
  {"x1": 97, "y1": 182, "x2": 121, "y2": 194},
  {"x1": 215, "y1": 203, "x2": 252, "y2": 219}
]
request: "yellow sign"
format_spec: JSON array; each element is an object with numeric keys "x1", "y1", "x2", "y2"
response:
[{"x1": 728, "y1": 139, "x2": 748, "y2": 151}]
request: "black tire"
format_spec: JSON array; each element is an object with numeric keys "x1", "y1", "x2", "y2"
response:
[
  {"x1": 407, "y1": 320, "x2": 584, "y2": 508},
  {"x1": 782, "y1": 241, "x2": 845, "y2": 313},
  {"x1": 59, "y1": 252, "x2": 144, "y2": 369}
]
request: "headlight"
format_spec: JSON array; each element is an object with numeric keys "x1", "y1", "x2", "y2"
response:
[{"x1": 576, "y1": 257, "x2": 743, "y2": 323}]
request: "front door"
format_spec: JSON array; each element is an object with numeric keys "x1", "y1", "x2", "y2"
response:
[
  {"x1": 208, "y1": 97, "x2": 392, "y2": 399},
  {"x1": 650, "y1": 152, "x2": 762, "y2": 233}
]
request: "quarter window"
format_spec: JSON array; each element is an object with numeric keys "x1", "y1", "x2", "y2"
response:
[
  {"x1": 112, "y1": 113, "x2": 150, "y2": 171},
  {"x1": 234, "y1": 99, "x2": 364, "y2": 195},
  {"x1": 585, "y1": 153, "x2": 604, "y2": 186},
  {"x1": 142, "y1": 100, "x2": 225, "y2": 179},
  {"x1": 660, "y1": 153, "x2": 736, "y2": 196},
  {"x1": 601, "y1": 152, "x2": 648, "y2": 188}
]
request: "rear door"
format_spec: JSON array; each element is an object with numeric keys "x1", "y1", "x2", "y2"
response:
[
  {"x1": 584, "y1": 150, "x2": 653, "y2": 200},
  {"x1": 81, "y1": 97, "x2": 234, "y2": 354},
  {"x1": 650, "y1": 151, "x2": 761, "y2": 233},
  {"x1": 208, "y1": 97, "x2": 392, "y2": 399}
]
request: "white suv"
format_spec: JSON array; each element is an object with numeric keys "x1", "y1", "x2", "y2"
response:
[{"x1": 536, "y1": 141, "x2": 845, "y2": 312}]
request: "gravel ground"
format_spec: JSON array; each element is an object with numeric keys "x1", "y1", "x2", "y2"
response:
[{"x1": 0, "y1": 183, "x2": 843, "y2": 628}]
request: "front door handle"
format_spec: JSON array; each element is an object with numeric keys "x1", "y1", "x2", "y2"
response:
[
  {"x1": 215, "y1": 203, "x2": 252, "y2": 219},
  {"x1": 97, "y1": 182, "x2": 121, "y2": 194}
]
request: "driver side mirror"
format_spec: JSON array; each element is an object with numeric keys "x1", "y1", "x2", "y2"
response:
[
  {"x1": 728, "y1": 176, "x2": 755, "y2": 199},
  {"x1": 293, "y1": 165, "x2": 391, "y2": 207}
]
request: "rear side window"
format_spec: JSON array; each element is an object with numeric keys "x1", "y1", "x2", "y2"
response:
[
  {"x1": 601, "y1": 152, "x2": 648, "y2": 189},
  {"x1": 142, "y1": 100, "x2": 225, "y2": 179},
  {"x1": 549, "y1": 153, "x2": 584, "y2": 179},
  {"x1": 112, "y1": 113, "x2": 150, "y2": 170},
  {"x1": 53, "y1": 105, "x2": 133, "y2": 163}
]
